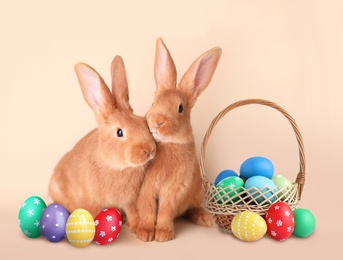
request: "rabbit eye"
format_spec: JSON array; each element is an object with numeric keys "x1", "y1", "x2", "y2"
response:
[
  {"x1": 178, "y1": 104, "x2": 184, "y2": 113},
  {"x1": 116, "y1": 128, "x2": 124, "y2": 138}
]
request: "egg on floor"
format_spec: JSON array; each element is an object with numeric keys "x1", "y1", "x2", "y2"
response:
[
  {"x1": 93, "y1": 208, "x2": 123, "y2": 245},
  {"x1": 292, "y1": 208, "x2": 316, "y2": 238},
  {"x1": 265, "y1": 202, "x2": 294, "y2": 241},
  {"x1": 231, "y1": 211, "x2": 267, "y2": 241},
  {"x1": 18, "y1": 196, "x2": 47, "y2": 238},
  {"x1": 40, "y1": 203, "x2": 70, "y2": 243},
  {"x1": 66, "y1": 208, "x2": 95, "y2": 247}
]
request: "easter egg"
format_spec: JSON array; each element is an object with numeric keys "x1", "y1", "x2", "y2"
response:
[
  {"x1": 18, "y1": 196, "x2": 47, "y2": 238},
  {"x1": 271, "y1": 174, "x2": 293, "y2": 198},
  {"x1": 66, "y1": 209, "x2": 95, "y2": 247},
  {"x1": 245, "y1": 176, "x2": 278, "y2": 204},
  {"x1": 265, "y1": 202, "x2": 294, "y2": 241},
  {"x1": 93, "y1": 208, "x2": 123, "y2": 245},
  {"x1": 292, "y1": 208, "x2": 316, "y2": 238},
  {"x1": 214, "y1": 169, "x2": 238, "y2": 186},
  {"x1": 240, "y1": 156, "x2": 274, "y2": 179},
  {"x1": 40, "y1": 203, "x2": 69, "y2": 242},
  {"x1": 231, "y1": 211, "x2": 267, "y2": 241},
  {"x1": 215, "y1": 176, "x2": 244, "y2": 204}
]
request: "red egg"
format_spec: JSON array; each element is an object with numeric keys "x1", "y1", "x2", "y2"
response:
[
  {"x1": 265, "y1": 202, "x2": 294, "y2": 241},
  {"x1": 93, "y1": 208, "x2": 122, "y2": 245}
]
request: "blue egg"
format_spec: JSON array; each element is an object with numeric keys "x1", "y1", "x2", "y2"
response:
[
  {"x1": 240, "y1": 156, "x2": 274, "y2": 179},
  {"x1": 244, "y1": 176, "x2": 278, "y2": 204},
  {"x1": 214, "y1": 169, "x2": 238, "y2": 186}
]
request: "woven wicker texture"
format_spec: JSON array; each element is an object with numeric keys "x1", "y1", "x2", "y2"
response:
[{"x1": 199, "y1": 99, "x2": 306, "y2": 232}]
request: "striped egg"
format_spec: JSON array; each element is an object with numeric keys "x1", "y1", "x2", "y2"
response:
[
  {"x1": 66, "y1": 209, "x2": 95, "y2": 247},
  {"x1": 231, "y1": 211, "x2": 267, "y2": 241}
]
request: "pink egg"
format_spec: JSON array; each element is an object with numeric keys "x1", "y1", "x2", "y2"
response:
[
  {"x1": 265, "y1": 202, "x2": 294, "y2": 241},
  {"x1": 93, "y1": 208, "x2": 122, "y2": 245}
]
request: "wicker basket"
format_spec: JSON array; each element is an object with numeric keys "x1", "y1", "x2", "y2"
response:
[{"x1": 199, "y1": 99, "x2": 306, "y2": 233}]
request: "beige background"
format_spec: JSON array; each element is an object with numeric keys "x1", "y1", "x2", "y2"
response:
[{"x1": 1, "y1": 0, "x2": 342, "y2": 258}]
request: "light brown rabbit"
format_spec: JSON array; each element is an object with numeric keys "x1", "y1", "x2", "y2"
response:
[
  {"x1": 135, "y1": 38, "x2": 222, "y2": 242},
  {"x1": 48, "y1": 56, "x2": 156, "y2": 232}
]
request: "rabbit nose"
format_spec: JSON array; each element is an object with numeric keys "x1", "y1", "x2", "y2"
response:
[
  {"x1": 144, "y1": 151, "x2": 152, "y2": 160},
  {"x1": 150, "y1": 115, "x2": 164, "y2": 128},
  {"x1": 156, "y1": 121, "x2": 164, "y2": 127},
  {"x1": 145, "y1": 146, "x2": 156, "y2": 159}
]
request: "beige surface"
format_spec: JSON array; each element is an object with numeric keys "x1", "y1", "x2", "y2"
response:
[{"x1": 1, "y1": 0, "x2": 342, "y2": 258}]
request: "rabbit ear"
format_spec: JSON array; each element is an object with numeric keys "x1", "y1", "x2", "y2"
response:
[
  {"x1": 178, "y1": 47, "x2": 222, "y2": 107},
  {"x1": 74, "y1": 63, "x2": 115, "y2": 121},
  {"x1": 111, "y1": 56, "x2": 133, "y2": 112},
  {"x1": 154, "y1": 37, "x2": 177, "y2": 90}
]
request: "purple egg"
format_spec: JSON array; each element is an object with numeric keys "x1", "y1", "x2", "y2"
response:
[{"x1": 40, "y1": 203, "x2": 69, "y2": 242}]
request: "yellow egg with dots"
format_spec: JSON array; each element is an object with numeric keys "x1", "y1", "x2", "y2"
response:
[
  {"x1": 231, "y1": 211, "x2": 267, "y2": 241},
  {"x1": 66, "y1": 209, "x2": 95, "y2": 247}
]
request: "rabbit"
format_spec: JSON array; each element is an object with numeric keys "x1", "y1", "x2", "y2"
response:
[
  {"x1": 48, "y1": 55, "x2": 156, "y2": 232},
  {"x1": 135, "y1": 38, "x2": 222, "y2": 242}
]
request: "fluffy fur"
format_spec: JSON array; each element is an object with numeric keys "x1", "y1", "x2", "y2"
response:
[
  {"x1": 48, "y1": 56, "x2": 156, "y2": 232},
  {"x1": 135, "y1": 38, "x2": 222, "y2": 242}
]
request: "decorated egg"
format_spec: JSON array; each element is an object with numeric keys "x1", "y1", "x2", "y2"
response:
[
  {"x1": 245, "y1": 176, "x2": 278, "y2": 204},
  {"x1": 240, "y1": 156, "x2": 274, "y2": 179},
  {"x1": 215, "y1": 176, "x2": 244, "y2": 204},
  {"x1": 93, "y1": 208, "x2": 123, "y2": 245},
  {"x1": 271, "y1": 174, "x2": 293, "y2": 198},
  {"x1": 66, "y1": 209, "x2": 95, "y2": 247},
  {"x1": 231, "y1": 211, "x2": 267, "y2": 241},
  {"x1": 265, "y1": 202, "x2": 294, "y2": 241},
  {"x1": 40, "y1": 203, "x2": 69, "y2": 242},
  {"x1": 18, "y1": 196, "x2": 47, "y2": 238},
  {"x1": 292, "y1": 208, "x2": 316, "y2": 238},
  {"x1": 214, "y1": 169, "x2": 238, "y2": 186}
]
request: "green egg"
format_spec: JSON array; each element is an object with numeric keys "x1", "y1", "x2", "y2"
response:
[
  {"x1": 271, "y1": 174, "x2": 293, "y2": 198},
  {"x1": 293, "y1": 208, "x2": 316, "y2": 238},
  {"x1": 215, "y1": 176, "x2": 244, "y2": 204},
  {"x1": 18, "y1": 196, "x2": 47, "y2": 238}
]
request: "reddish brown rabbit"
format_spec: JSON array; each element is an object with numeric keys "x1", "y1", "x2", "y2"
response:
[
  {"x1": 48, "y1": 56, "x2": 156, "y2": 232},
  {"x1": 136, "y1": 38, "x2": 222, "y2": 242}
]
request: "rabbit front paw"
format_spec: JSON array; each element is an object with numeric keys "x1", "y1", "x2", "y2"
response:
[
  {"x1": 136, "y1": 228, "x2": 155, "y2": 242},
  {"x1": 154, "y1": 228, "x2": 175, "y2": 242}
]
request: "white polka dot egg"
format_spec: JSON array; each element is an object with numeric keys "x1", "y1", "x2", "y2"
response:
[
  {"x1": 40, "y1": 203, "x2": 69, "y2": 242},
  {"x1": 231, "y1": 211, "x2": 267, "y2": 241},
  {"x1": 66, "y1": 209, "x2": 95, "y2": 247}
]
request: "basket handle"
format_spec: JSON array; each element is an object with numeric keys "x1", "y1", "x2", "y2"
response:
[{"x1": 199, "y1": 99, "x2": 306, "y2": 200}]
